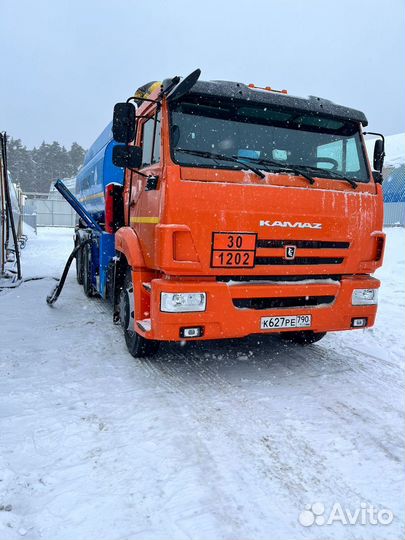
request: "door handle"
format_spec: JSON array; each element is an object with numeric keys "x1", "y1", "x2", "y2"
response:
[{"x1": 145, "y1": 175, "x2": 159, "y2": 191}]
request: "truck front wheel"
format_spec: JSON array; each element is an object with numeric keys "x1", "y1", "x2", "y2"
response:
[
  {"x1": 119, "y1": 269, "x2": 159, "y2": 358},
  {"x1": 280, "y1": 330, "x2": 326, "y2": 345}
]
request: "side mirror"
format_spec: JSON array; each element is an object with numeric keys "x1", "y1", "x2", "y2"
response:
[
  {"x1": 372, "y1": 170, "x2": 383, "y2": 184},
  {"x1": 112, "y1": 145, "x2": 142, "y2": 169},
  {"x1": 373, "y1": 139, "x2": 385, "y2": 173},
  {"x1": 112, "y1": 102, "x2": 136, "y2": 143}
]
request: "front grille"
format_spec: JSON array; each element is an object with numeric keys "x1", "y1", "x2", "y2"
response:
[
  {"x1": 233, "y1": 295, "x2": 335, "y2": 310},
  {"x1": 255, "y1": 256, "x2": 344, "y2": 266},
  {"x1": 254, "y1": 238, "x2": 348, "y2": 267},
  {"x1": 257, "y1": 239, "x2": 350, "y2": 249},
  {"x1": 217, "y1": 274, "x2": 342, "y2": 282}
]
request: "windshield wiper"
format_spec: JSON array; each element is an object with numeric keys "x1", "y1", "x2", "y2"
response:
[
  {"x1": 235, "y1": 156, "x2": 316, "y2": 185},
  {"x1": 291, "y1": 165, "x2": 358, "y2": 189},
  {"x1": 175, "y1": 148, "x2": 265, "y2": 179}
]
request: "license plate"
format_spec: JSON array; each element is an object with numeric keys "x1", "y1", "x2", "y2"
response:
[{"x1": 261, "y1": 314, "x2": 312, "y2": 330}]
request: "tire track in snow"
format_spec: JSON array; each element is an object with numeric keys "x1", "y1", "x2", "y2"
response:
[
  {"x1": 140, "y1": 336, "x2": 403, "y2": 534},
  {"x1": 139, "y1": 342, "x2": 358, "y2": 533}
]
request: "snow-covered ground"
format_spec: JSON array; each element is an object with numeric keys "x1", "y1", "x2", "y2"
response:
[{"x1": 0, "y1": 227, "x2": 404, "y2": 540}]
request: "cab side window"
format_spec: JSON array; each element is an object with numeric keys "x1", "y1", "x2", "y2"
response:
[
  {"x1": 141, "y1": 119, "x2": 154, "y2": 167},
  {"x1": 141, "y1": 111, "x2": 161, "y2": 168},
  {"x1": 344, "y1": 138, "x2": 361, "y2": 173},
  {"x1": 316, "y1": 140, "x2": 343, "y2": 170},
  {"x1": 316, "y1": 137, "x2": 361, "y2": 174},
  {"x1": 152, "y1": 111, "x2": 161, "y2": 164}
]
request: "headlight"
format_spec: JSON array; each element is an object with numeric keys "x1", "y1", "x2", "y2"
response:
[
  {"x1": 352, "y1": 288, "x2": 378, "y2": 305},
  {"x1": 161, "y1": 292, "x2": 207, "y2": 312}
]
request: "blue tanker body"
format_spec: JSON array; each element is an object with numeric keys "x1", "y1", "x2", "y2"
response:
[{"x1": 75, "y1": 122, "x2": 124, "y2": 223}]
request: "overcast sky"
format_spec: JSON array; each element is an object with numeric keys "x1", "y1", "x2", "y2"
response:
[{"x1": 1, "y1": 0, "x2": 404, "y2": 149}]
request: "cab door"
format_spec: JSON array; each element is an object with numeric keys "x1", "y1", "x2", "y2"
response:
[{"x1": 129, "y1": 107, "x2": 163, "y2": 268}]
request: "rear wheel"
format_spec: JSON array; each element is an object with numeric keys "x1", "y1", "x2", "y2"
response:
[
  {"x1": 280, "y1": 330, "x2": 326, "y2": 345},
  {"x1": 82, "y1": 243, "x2": 94, "y2": 297},
  {"x1": 75, "y1": 238, "x2": 83, "y2": 285},
  {"x1": 119, "y1": 268, "x2": 159, "y2": 358}
]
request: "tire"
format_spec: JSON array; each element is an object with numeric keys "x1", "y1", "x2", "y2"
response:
[
  {"x1": 280, "y1": 330, "x2": 327, "y2": 345},
  {"x1": 119, "y1": 268, "x2": 159, "y2": 358},
  {"x1": 75, "y1": 239, "x2": 84, "y2": 285},
  {"x1": 82, "y1": 243, "x2": 94, "y2": 297}
]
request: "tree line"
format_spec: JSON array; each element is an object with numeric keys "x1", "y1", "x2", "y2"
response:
[{"x1": 6, "y1": 137, "x2": 86, "y2": 193}]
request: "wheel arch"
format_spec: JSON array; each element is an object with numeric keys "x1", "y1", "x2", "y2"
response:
[
  {"x1": 115, "y1": 226, "x2": 146, "y2": 270},
  {"x1": 113, "y1": 227, "x2": 154, "y2": 325}
]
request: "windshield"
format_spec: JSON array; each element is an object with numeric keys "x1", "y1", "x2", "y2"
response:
[{"x1": 170, "y1": 98, "x2": 369, "y2": 183}]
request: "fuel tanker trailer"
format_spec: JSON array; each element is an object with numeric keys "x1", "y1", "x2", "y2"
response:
[{"x1": 73, "y1": 121, "x2": 125, "y2": 297}]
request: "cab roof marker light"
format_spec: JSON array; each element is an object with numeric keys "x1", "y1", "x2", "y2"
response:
[{"x1": 248, "y1": 83, "x2": 288, "y2": 94}]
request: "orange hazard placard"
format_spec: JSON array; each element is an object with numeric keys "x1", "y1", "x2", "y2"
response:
[{"x1": 211, "y1": 232, "x2": 257, "y2": 268}]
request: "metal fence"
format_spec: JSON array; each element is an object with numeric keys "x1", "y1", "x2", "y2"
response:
[
  {"x1": 382, "y1": 165, "x2": 405, "y2": 226},
  {"x1": 23, "y1": 213, "x2": 38, "y2": 234},
  {"x1": 23, "y1": 194, "x2": 76, "y2": 228},
  {"x1": 384, "y1": 202, "x2": 405, "y2": 226}
]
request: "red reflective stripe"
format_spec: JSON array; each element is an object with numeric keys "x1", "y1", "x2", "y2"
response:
[{"x1": 105, "y1": 184, "x2": 114, "y2": 233}]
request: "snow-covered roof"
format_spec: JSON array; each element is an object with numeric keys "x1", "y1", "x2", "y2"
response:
[
  {"x1": 48, "y1": 177, "x2": 75, "y2": 198},
  {"x1": 49, "y1": 177, "x2": 75, "y2": 191}
]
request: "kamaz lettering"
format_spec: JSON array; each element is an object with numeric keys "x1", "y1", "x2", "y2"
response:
[{"x1": 260, "y1": 220, "x2": 323, "y2": 229}]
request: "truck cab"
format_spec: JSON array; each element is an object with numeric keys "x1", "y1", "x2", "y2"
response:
[{"x1": 75, "y1": 71, "x2": 386, "y2": 357}]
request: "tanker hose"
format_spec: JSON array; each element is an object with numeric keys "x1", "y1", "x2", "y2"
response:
[{"x1": 46, "y1": 238, "x2": 92, "y2": 306}]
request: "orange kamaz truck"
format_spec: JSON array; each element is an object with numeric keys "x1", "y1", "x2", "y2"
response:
[{"x1": 58, "y1": 69, "x2": 386, "y2": 357}]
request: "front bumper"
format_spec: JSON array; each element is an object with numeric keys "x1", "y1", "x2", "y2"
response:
[{"x1": 139, "y1": 275, "x2": 380, "y2": 341}]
